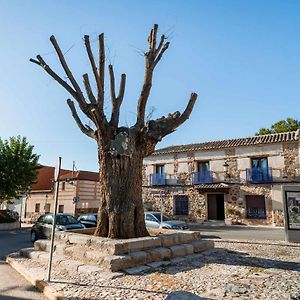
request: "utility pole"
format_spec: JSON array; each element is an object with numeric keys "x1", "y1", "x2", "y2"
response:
[{"x1": 47, "y1": 157, "x2": 61, "y2": 282}]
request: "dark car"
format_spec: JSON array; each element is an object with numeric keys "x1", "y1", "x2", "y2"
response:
[
  {"x1": 77, "y1": 213, "x2": 97, "y2": 228},
  {"x1": 31, "y1": 213, "x2": 85, "y2": 242}
]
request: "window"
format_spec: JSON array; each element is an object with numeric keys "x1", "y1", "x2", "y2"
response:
[
  {"x1": 251, "y1": 157, "x2": 268, "y2": 169},
  {"x1": 246, "y1": 195, "x2": 266, "y2": 219},
  {"x1": 174, "y1": 195, "x2": 189, "y2": 216},
  {"x1": 87, "y1": 215, "x2": 97, "y2": 222},
  {"x1": 37, "y1": 215, "x2": 46, "y2": 224},
  {"x1": 61, "y1": 182, "x2": 65, "y2": 191},
  {"x1": 198, "y1": 161, "x2": 210, "y2": 173},
  {"x1": 193, "y1": 161, "x2": 212, "y2": 184},
  {"x1": 155, "y1": 164, "x2": 165, "y2": 175},
  {"x1": 79, "y1": 215, "x2": 88, "y2": 221},
  {"x1": 151, "y1": 164, "x2": 166, "y2": 185},
  {"x1": 56, "y1": 215, "x2": 78, "y2": 225},
  {"x1": 146, "y1": 214, "x2": 157, "y2": 222},
  {"x1": 35, "y1": 203, "x2": 40, "y2": 213},
  {"x1": 247, "y1": 157, "x2": 272, "y2": 183},
  {"x1": 45, "y1": 215, "x2": 53, "y2": 225},
  {"x1": 58, "y1": 205, "x2": 64, "y2": 213},
  {"x1": 45, "y1": 203, "x2": 50, "y2": 213}
]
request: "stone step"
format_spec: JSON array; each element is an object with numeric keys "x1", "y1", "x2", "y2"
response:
[
  {"x1": 20, "y1": 239, "x2": 214, "y2": 274},
  {"x1": 32, "y1": 238, "x2": 214, "y2": 272},
  {"x1": 19, "y1": 247, "x2": 123, "y2": 279},
  {"x1": 52, "y1": 230, "x2": 203, "y2": 255}
]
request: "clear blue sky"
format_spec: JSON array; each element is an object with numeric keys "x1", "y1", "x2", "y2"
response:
[{"x1": 0, "y1": 0, "x2": 299, "y2": 171}]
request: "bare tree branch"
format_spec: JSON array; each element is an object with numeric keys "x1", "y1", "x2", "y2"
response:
[
  {"x1": 173, "y1": 92, "x2": 198, "y2": 128},
  {"x1": 154, "y1": 42, "x2": 170, "y2": 66},
  {"x1": 118, "y1": 73, "x2": 126, "y2": 101},
  {"x1": 136, "y1": 24, "x2": 170, "y2": 129},
  {"x1": 99, "y1": 33, "x2": 105, "y2": 97},
  {"x1": 50, "y1": 35, "x2": 87, "y2": 111},
  {"x1": 67, "y1": 99, "x2": 96, "y2": 139},
  {"x1": 146, "y1": 93, "x2": 198, "y2": 141},
  {"x1": 108, "y1": 64, "x2": 116, "y2": 102},
  {"x1": 150, "y1": 24, "x2": 158, "y2": 50},
  {"x1": 155, "y1": 34, "x2": 165, "y2": 55},
  {"x1": 84, "y1": 35, "x2": 103, "y2": 104},
  {"x1": 30, "y1": 56, "x2": 78, "y2": 99},
  {"x1": 109, "y1": 64, "x2": 126, "y2": 127},
  {"x1": 83, "y1": 73, "x2": 97, "y2": 104}
]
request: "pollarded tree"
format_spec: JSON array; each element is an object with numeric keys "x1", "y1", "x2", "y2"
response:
[{"x1": 30, "y1": 24, "x2": 197, "y2": 239}]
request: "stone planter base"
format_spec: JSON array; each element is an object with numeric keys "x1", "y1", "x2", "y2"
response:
[
  {"x1": 0, "y1": 221, "x2": 20, "y2": 230},
  {"x1": 31, "y1": 228, "x2": 214, "y2": 272}
]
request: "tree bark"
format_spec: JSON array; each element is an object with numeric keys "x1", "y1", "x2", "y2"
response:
[{"x1": 94, "y1": 144, "x2": 148, "y2": 238}]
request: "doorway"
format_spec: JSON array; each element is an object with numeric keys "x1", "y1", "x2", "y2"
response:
[{"x1": 207, "y1": 194, "x2": 225, "y2": 220}]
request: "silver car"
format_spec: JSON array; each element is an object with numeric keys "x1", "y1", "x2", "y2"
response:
[{"x1": 145, "y1": 212, "x2": 189, "y2": 230}]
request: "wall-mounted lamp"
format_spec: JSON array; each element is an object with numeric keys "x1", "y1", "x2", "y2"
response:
[
  {"x1": 223, "y1": 161, "x2": 230, "y2": 179},
  {"x1": 66, "y1": 178, "x2": 75, "y2": 185},
  {"x1": 223, "y1": 162, "x2": 229, "y2": 172}
]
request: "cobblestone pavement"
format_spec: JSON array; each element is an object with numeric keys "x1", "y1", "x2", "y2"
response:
[{"x1": 9, "y1": 239, "x2": 300, "y2": 300}]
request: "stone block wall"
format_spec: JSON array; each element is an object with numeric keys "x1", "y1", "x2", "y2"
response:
[
  {"x1": 283, "y1": 142, "x2": 299, "y2": 180},
  {"x1": 143, "y1": 187, "x2": 205, "y2": 222}
]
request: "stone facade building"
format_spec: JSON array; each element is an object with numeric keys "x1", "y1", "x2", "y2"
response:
[{"x1": 143, "y1": 130, "x2": 300, "y2": 226}]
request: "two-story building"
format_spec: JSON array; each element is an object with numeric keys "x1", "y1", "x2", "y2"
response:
[
  {"x1": 143, "y1": 130, "x2": 300, "y2": 226},
  {"x1": 25, "y1": 166, "x2": 99, "y2": 221}
]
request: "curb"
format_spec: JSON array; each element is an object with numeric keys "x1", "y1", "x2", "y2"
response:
[
  {"x1": 6, "y1": 254, "x2": 66, "y2": 300},
  {"x1": 212, "y1": 239, "x2": 300, "y2": 247}
]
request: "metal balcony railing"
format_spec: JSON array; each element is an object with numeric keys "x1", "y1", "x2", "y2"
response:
[
  {"x1": 191, "y1": 171, "x2": 213, "y2": 184},
  {"x1": 149, "y1": 173, "x2": 166, "y2": 186},
  {"x1": 246, "y1": 167, "x2": 272, "y2": 183}
]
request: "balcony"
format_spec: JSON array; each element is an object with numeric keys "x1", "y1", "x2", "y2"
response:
[
  {"x1": 246, "y1": 167, "x2": 273, "y2": 183},
  {"x1": 149, "y1": 173, "x2": 166, "y2": 186},
  {"x1": 192, "y1": 171, "x2": 213, "y2": 184}
]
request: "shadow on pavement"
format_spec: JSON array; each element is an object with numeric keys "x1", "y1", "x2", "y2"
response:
[
  {"x1": 51, "y1": 280, "x2": 169, "y2": 296},
  {"x1": 166, "y1": 291, "x2": 212, "y2": 299}
]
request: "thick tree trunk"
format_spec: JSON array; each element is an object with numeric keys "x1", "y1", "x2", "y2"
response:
[{"x1": 94, "y1": 149, "x2": 149, "y2": 239}]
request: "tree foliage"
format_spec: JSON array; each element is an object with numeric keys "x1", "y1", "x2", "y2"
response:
[
  {"x1": 0, "y1": 136, "x2": 40, "y2": 203},
  {"x1": 256, "y1": 118, "x2": 300, "y2": 136}
]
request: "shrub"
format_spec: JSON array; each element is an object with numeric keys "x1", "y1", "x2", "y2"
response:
[{"x1": 0, "y1": 210, "x2": 19, "y2": 223}]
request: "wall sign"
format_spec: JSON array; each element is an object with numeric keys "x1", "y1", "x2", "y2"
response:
[{"x1": 285, "y1": 191, "x2": 300, "y2": 230}]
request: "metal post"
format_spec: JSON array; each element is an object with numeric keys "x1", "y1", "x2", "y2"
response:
[
  {"x1": 160, "y1": 190, "x2": 163, "y2": 228},
  {"x1": 47, "y1": 157, "x2": 61, "y2": 282},
  {"x1": 19, "y1": 196, "x2": 23, "y2": 229}
]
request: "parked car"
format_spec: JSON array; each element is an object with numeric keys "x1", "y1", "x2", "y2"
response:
[
  {"x1": 77, "y1": 213, "x2": 97, "y2": 228},
  {"x1": 31, "y1": 213, "x2": 85, "y2": 242},
  {"x1": 145, "y1": 212, "x2": 189, "y2": 230}
]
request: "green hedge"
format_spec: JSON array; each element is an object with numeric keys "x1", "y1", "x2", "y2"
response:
[{"x1": 0, "y1": 210, "x2": 18, "y2": 223}]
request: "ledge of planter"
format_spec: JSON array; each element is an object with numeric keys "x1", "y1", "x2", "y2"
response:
[{"x1": 0, "y1": 221, "x2": 20, "y2": 230}]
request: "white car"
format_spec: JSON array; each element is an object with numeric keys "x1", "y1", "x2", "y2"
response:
[{"x1": 145, "y1": 212, "x2": 189, "y2": 230}]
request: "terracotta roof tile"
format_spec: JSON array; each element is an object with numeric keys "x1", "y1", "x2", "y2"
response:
[
  {"x1": 194, "y1": 183, "x2": 229, "y2": 189},
  {"x1": 59, "y1": 170, "x2": 99, "y2": 182},
  {"x1": 31, "y1": 166, "x2": 70, "y2": 191},
  {"x1": 153, "y1": 130, "x2": 300, "y2": 156}
]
